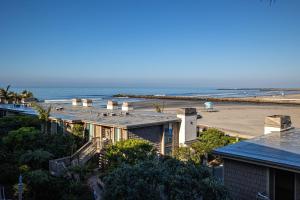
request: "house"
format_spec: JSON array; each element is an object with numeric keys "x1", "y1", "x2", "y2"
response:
[
  {"x1": 0, "y1": 101, "x2": 199, "y2": 175},
  {"x1": 213, "y1": 115, "x2": 300, "y2": 200}
]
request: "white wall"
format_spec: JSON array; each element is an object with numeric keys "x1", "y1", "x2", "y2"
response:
[{"x1": 177, "y1": 114, "x2": 197, "y2": 145}]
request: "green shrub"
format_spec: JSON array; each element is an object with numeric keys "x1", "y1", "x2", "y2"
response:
[
  {"x1": 103, "y1": 158, "x2": 231, "y2": 200},
  {"x1": 105, "y1": 139, "x2": 156, "y2": 170}
]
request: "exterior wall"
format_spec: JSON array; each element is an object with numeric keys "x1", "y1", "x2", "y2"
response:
[
  {"x1": 223, "y1": 159, "x2": 268, "y2": 200},
  {"x1": 177, "y1": 114, "x2": 197, "y2": 145},
  {"x1": 172, "y1": 122, "x2": 180, "y2": 154},
  {"x1": 127, "y1": 125, "x2": 163, "y2": 153},
  {"x1": 51, "y1": 120, "x2": 58, "y2": 134},
  {"x1": 296, "y1": 173, "x2": 300, "y2": 200}
]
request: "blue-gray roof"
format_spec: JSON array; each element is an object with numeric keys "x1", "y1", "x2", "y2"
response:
[
  {"x1": 0, "y1": 103, "x2": 180, "y2": 128},
  {"x1": 213, "y1": 128, "x2": 300, "y2": 171}
]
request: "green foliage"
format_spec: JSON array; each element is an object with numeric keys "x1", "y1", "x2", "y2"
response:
[
  {"x1": 175, "y1": 128, "x2": 236, "y2": 164},
  {"x1": 0, "y1": 115, "x2": 40, "y2": 136},
  {"x1": 105, "y1": 139, "x2": 157, "y2": 170},
  {"x1": 0, "y1": 85, "x2": 35, "y2": 104},
  {"x1": 32, "y1": 103, "x2": 51, "y2": 121},
  {"x1": 192, "y1": 128, "x2": 235, "y2": 154},
  {"x1": 71, "y1": 124, "x2": 85, "y2": 138},
  {"x1": 0, "y1": 114, "x2": 92, "y2": 199},
  {"x1": 3, "y1": 127, "x2": 40, "y2": 151},
  {"x1": 32, "y1": 103, "x2": 51, "y2": 134},
  {"x1": 19, "y1": 149, "x2": 53, "y2": 169},
  {"x1": 174, "y1": 146, "x2": 201, "y2": 164},
  {"x1": 69, "y1": 165, "x2": 91, "y2": 181},
  {"x1": 21, "y1": 90, "x2": 34, "y2": 98},
  {"x1": 62, "y1": 181, "x2": 93, "y2": 200},
  {"x1": 103, "y1": 158, "x2": 230, "y2": 200},
  {"x1": 0, "y1": 85, "x2": 11, "y2": 100},
  {"x1": 37, "y1": 133, "x2": 77, "y2": 158},
  {"x1": 0, "y1": 163, "x2": 19, "y2": 185}
]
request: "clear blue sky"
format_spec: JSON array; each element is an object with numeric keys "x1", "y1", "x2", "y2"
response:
[{"x1": 0, "y1": 0, "x2": 299, "y2": 88}]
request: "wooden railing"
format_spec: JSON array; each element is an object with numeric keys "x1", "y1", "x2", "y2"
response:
[
  {"x1": 49, "y1": 138, "x2": 99, "y2": 176},
  {"x1": 70, "y1": 138, "x2": 97, "y2": 166},
  {"x1": 49, "y1": 156, "x2": 71, "y2": 176},
  {"x1": 49, "y1": 138, "x2": 112, "y2": 176}
]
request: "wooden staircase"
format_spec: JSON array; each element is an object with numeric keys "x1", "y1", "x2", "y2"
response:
[{"x1": 49, "y1": 138, "x2": 100, "y2": 177}]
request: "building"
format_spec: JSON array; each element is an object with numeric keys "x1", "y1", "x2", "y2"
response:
[
  {"x1": 0, "y1": 101, "x2": 199, "y2": 175},
  {"x1": 214, "y1": 115, "x2": 300, "y2": 200}
]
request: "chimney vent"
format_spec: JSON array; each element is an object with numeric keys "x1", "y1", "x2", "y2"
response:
[
  {"x1": 107, "y1": 100, "x2": 118, "y2": 110},
  {"x1": 122, "y1": 102, "x2": 133, "y2": 111},
  {"x1": 82, "y1": 99, "x2": 93, "y2": 107},
  {"x1": 177, "y1": 108, "x2": 197, "y2": 146},
  {"x1": 264, "y1": 115, "x2": 293, "y2": 135},
  {"x1": 72, "y1": 98, "x2": 82, "y2": 106}
]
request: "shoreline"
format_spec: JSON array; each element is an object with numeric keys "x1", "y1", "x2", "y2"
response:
[{"x1": 113, "y1": 94, "x2": 300, "y2": 105}]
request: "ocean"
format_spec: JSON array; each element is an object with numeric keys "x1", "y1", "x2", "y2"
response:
[{"x1": 12, "y1": 87, "x2": 299, "y2": 107}]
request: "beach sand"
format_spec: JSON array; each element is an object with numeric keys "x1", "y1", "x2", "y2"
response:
[{"x1": 135, "y1": 94, "x2": 300, "y2": 138}]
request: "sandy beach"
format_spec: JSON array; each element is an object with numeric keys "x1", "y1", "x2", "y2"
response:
[{"x1": 135, "y1": 94, "x2": 300, "y2": 138}]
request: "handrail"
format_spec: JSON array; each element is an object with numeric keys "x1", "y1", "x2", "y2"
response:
[
  {"x1": 71, "y1": 141, "x2": 93, "y2": 160},
  {"x1": 71, "y1": 138, "x2": 98, "y2": 159},
  {"x1": 49, "y1": 138, "x2": 107, "y2": 177}
]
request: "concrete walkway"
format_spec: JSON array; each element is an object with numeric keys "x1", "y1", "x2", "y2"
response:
[{"x1": 87, "y1": 175, "x2": 103, "y2": 200}]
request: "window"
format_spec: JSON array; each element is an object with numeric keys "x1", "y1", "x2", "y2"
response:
[{"x1": 114, "y1": 128, "x2": 121, "y2": 142}]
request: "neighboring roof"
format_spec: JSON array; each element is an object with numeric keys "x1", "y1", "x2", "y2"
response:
[
  {"x1": 0, "y1": 103, "x2": 180, "y2": 129},
  {"x1": 213, "y1": 128, "x2": 300, "y2": 172}
]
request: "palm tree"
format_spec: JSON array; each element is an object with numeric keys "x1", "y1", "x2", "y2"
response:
[
  {"x1": 32, "y1": 103, "x2": 52, "y2": 134},
  {"x1": 0, "y1": 85, "x2": 11, "y2": 103},
  {"x1": 21, "y1": 90, "x2": 34, "y2": 99},
  {"x1": 9, "y1": 92, "x2": 22, "y2": 104}
]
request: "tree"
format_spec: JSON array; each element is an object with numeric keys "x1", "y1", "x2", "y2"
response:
[
  {"x1": 102, "y1": 158, "x2": 231, "y2": 200},
  {"x1": 105, "y1": 139, "x2": 157, "y2": 170},
  {"x1": 0, "y1": 85, "x2": 11, "y2": 103},
  {"x1": 191, "y1": 128, "x2": 236, "y2": 163},
  {"x1": 19, "y1": 149, "x2": 53, "y2": 169},
  {"x1": 2, "y1": 127, "x2": 40, "y2": 151},
  {"x1": 175, "y1": 129, "x2": 236, "y2": 164},
  {"x1": 0, "y1": 115, "x2": 40, "y2": 136},
  {"x1": 8, "y1": 91, "x2": 22, "y2": 104},
  {"x1": 71, "y1": 124, "x2": 85, "y2": 139},
  {"x1": 174, "y1": 146, "x2": 200, "y2": 164},
  {"x1": 21, "y1": 90, "x2": 34, "y2": 99},
  {"x1": 32, "y1": 103, "x2": 52, "y2": 134}
]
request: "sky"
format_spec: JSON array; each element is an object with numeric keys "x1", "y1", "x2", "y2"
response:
[{"x1": 0, "y1": 0, "x2": 300, "y2": 88}]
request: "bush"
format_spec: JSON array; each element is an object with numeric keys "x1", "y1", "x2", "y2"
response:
[
  {"x1": 105, "y1": 139, "x2": 157, "y2": 170},
  {"x1": 175, "y1": 128, "x2": 237, "y2": 164},
  {"x1": 103, "y1": 158, "x2": 230, "y2": 200},
  {"x1": 0, "y1": 115, "x2": 40, "y2": 136},
  {"x1": 71, "y1": 124, "x2": 85, "y2": 138},
  {"x1": 2, "y1": 127, "x2": 40, "y2": 151}
]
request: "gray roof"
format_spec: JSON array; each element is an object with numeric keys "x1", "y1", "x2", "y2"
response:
[
  {"x1": 213, "y1": 128, "x2": 300, "y2": 172},
  {"x1": 0, "y1": 103, "x2": 180, "y2": 129}
]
